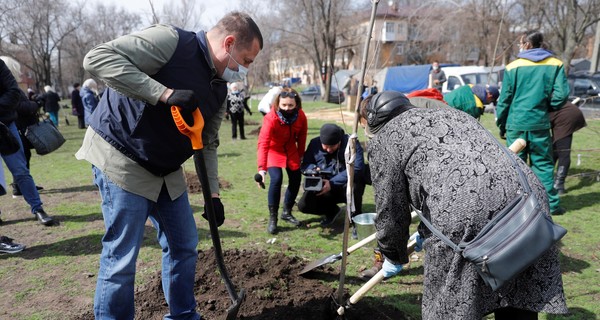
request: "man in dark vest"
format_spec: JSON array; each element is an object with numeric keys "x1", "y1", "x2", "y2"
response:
[{"x1": 77, "y1": 12, "x2": 263, "y2": 320}]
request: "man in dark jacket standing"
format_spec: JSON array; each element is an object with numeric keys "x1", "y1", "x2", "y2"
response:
[
  {"x1": 71, "y1": 83, "x2": 85, "y2": 129},
  {"x1": 430, "y1": 61, "x2": 446, "y2": 92},
  {"x1": 77, "y1": 12, "x2": 262, "y2": 320}
]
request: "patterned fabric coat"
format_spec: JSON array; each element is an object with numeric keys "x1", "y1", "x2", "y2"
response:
[{"x1": 368, "y1": 106, "x2": 567, "y2": 319}]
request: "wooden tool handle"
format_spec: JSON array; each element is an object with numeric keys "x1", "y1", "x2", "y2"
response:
[
  {"x1": 337, "y1": 239, "x2": 417, "y2": 315},
  {"x1": 347, "y1": 232, "x2": 377, "y2": 255},
  {"x1": 508, "y1": 138, "x2": 526, "y2": 153}
]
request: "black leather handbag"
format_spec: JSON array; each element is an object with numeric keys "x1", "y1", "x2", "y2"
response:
[{"x1": 24, "y1": 118, "x2": 66, "y2": 155}]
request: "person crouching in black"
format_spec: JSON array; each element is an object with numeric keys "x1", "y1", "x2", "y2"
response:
[{"x1": 297, "y1": 123, "x2": 367, "y2": 237}]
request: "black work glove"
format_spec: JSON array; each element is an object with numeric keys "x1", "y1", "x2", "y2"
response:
[
  {"x1": 499, "y1": 128, "x2": 506, "y2": 140},
  {"x1": 202, "y1": 197, "x2": 225, "y2": 227},
  {"x1": 166, "y1": 89, "x2": 199, "y2": 112}
]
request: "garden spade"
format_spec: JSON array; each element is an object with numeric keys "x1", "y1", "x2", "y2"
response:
[
  {"x1": 171, "y1": 107, "x2": 245, "y2": 320},
  {"x1": 299, "y1": 233, "x2": 376, "y2": 275}
]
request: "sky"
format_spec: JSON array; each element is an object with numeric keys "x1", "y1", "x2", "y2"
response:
[{"x1": 105, "y1": 0, "x2": 244, "y2": 27}]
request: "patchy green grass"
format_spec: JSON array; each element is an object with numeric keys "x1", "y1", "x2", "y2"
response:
[{"x1": 1, "y1": 103, "x2": 598, "y2": 319}]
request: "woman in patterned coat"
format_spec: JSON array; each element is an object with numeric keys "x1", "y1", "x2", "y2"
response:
[{"x1": 360, "y1": 91, "x2": 567, "y2": 320}]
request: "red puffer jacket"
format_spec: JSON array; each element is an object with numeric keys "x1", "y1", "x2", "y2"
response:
[{"x1": 257, "y1": 109, "x2": 307, "y2": 171}]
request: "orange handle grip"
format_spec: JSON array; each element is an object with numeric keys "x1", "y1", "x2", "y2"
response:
[{"x1": 171, "y1": 106, "x2": 204, "y2": 150}]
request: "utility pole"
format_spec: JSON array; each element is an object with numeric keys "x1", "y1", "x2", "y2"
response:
[{"x1": 591, "y1": 22, "x2": 600, "y2": 73}]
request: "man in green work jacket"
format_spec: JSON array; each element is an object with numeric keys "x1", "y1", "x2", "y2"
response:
[
  {"x1": 496, "y1": 30, "x2": 569, "y2": 215},
  {"x1": 443, "y1": 84, "x2": 499, "y2": 119}
]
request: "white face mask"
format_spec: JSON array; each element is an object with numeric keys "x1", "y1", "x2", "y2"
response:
[{"x1": 222, "y1": 45, "x2": 248, "y2": 82}]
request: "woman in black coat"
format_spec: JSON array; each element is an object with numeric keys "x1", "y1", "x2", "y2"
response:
[{"x1": 41, "y1": 85, "x2": 60, "y2": 126}]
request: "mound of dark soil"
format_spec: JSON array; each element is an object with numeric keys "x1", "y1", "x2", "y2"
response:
[
  {"x1": 128, "y1": 249, "x2": 407, "y2": 320},
  {"x1": 185, "y1": 172, "x2": 232, "y2": 194}
]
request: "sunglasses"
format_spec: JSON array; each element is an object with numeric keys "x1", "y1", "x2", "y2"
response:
[{"x1": 280, "y1": 91, "x2": 297, "y2": 98}]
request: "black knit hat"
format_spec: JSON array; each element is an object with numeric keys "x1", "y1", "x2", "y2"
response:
[
  {"x1": 320, "y1": 123, "x2": 343, "y2": 145},
  {"x1": 366, "y1": 91, "x2": 415, "y2": 134}
]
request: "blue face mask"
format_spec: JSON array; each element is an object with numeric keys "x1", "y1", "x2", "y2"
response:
[{"x1": 222, "y1": 45, "x2": 248, "y2": 82}]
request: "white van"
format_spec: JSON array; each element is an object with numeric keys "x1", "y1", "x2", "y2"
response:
[{"x1": 440, "y1": 66, "x2": 500, "y2": 95}]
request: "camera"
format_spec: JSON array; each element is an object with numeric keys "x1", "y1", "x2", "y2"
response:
[{"x1": 302, "y1": 168, "x2": 332, "y2": 192}]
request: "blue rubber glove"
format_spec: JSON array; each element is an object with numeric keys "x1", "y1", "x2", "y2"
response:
[
  {"x1": 382, "y1": 259, "x2": 403, "y2": 278},
  {"x1": 409, "y1": 231, "x2": 424, "y2": 252}
]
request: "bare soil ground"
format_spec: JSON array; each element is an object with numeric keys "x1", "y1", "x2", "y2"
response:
[{"x1": 76, "y1": 248, "x2": 407, "y2": 320}]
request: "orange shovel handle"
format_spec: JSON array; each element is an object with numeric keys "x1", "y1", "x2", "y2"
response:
[{"x1": 171, "y1": 106, "x2": 204, "y2": 150}]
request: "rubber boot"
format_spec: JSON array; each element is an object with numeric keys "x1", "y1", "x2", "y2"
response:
[
  {"x1": 267, "y1": 205, "x2": 278, "y2": 234},
  {"x1": 359, "y1": 248, "x2": 384, "y2": 280},
  {"x1": 281, "y1": 204, "x2": 301, "y2": 226},
  {"x1": 554, "y1": 166, "x2": 567, "y2": 195}
]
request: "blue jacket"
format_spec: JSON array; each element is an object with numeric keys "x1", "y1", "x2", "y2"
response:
[
  {"x1": 301, "y1": 133, "x2": 365, "y2": 188},
  {"x1": 89, "y1": 28, "x2": 227, "y2": 176}
]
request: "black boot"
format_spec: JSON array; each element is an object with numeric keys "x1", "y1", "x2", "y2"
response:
[
  {"x1": 281, "y1": 204, "x2": 301, "y2": 226},
  {"x1": 554, "y1": 166, "x2": 567, "y2": 195},
  {"x1": 268, "y1": 205, "x2": 278, "y2": 234}
]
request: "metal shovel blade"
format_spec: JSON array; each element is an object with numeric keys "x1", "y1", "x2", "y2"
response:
[
  {"x1": 299, "y1": 233, "x2": 377, "y2": 275},
  {"x1": 224, "y1": 289, "x2": 246, "y2": 320},
  {"x1": 299, "y1": 253, "x2": 342, "y2": 275}
]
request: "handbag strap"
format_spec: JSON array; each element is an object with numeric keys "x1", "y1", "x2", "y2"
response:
[{"x1": 412, "y1": 127, "x2": 532, "y2": 252}]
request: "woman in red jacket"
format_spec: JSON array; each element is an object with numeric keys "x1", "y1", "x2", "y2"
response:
[{"x1": 256, "y1": 87, "x2": 307, "y2": 234}]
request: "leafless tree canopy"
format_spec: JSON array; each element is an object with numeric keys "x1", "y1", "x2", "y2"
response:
[{"x1": 0, "y1": 0, "x2": 598, "y2": 100}]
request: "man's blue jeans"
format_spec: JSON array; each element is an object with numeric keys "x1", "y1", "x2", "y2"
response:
[
  {"x1": 1, "y1": 122, "x2": 43, "y2": 213},
  {"x1": 92, "y1": 167, "x2": 200, "y2": 320}
]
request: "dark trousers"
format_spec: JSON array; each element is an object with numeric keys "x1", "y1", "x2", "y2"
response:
[
  {"x1": 230, "y1": 112, "x2": 245, "y2": 139},
  {"x1": 297, "y1": 178, "x2": 366, "y2": 218},
  {"x1": 77, "y1": 115, "x2": 85, "y2": 129},
  {"x1": 553, "y1": 134, "x2": 572, "y2": 173},
  {"x1": 18, "y1": 132, "x2": 33, "y2": 169},
  {"x1": 267, "y1": 167, "x2": 302, "y2": 209}
]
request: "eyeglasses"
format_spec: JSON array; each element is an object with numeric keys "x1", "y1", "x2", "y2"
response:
[{"x1": 280, "y1": 91, "x2": 297, "y2": 98}]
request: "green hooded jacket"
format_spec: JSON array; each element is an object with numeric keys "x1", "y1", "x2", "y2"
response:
[
  {"x1": 496, "y1": 48, "x2": 569, "y2": 132},
  {"x1": 443, "y1": 84, "x2": 485, "y2": 119}
]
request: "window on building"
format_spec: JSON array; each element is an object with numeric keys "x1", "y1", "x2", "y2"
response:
[
  {"x1": 385, "y1": 22, "x2": 395, "y2": 33},
  {"x1": 396, "y1": 43, "x2": 404, "y2": 55}
]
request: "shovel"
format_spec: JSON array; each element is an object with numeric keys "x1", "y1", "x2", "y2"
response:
[
  {"x1": 171, "y1": 107, "x2": 245, "y2": 320},
  {"x1": 336, "y1": 238, "x2": 418, "y2": 316},
  {"x1": 299, "y1": 233, "x2": 376, "y2": 275},
  {"x1": 301, "y1": 211, "x2": 419, "y2": 276}
]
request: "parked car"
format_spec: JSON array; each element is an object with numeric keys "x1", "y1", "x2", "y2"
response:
[
  {"x1": 567, "y1": 72, "x2": 600, "y2": 107},
  {"x1": 441, "y1": 66, "x2": 500, "y2": 94},
  {"x1": 568, "y1": 73, "x2": 600, "y2": 97},
  {"x1": 300, "y1": 85, "x2": 345, "y2": 104}
]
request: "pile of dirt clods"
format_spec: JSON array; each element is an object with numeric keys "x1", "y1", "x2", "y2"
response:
[{"x1": 79, "y1": 248, "x2": 408, "y2": 319}]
